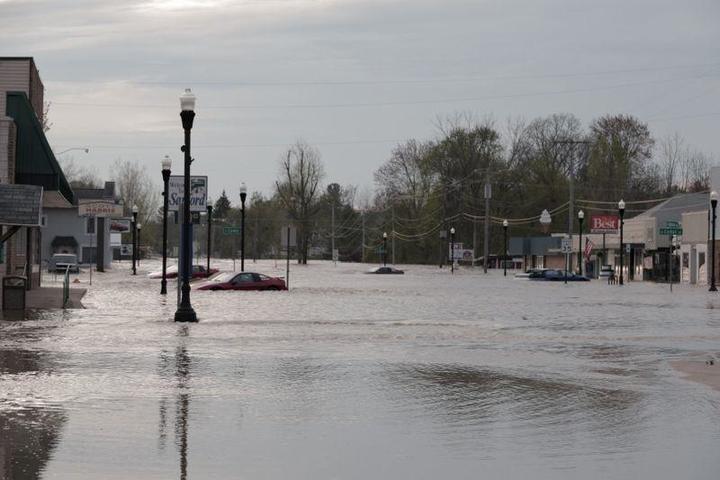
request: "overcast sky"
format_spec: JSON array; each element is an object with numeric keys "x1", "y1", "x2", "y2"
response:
[{"x1": 1, "y1": 0, "x2": 719, "y2": 203}]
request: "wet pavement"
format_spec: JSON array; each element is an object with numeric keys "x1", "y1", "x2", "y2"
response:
[{"x1": 1, "y1": 259, "x2": 720, "y2": 479}]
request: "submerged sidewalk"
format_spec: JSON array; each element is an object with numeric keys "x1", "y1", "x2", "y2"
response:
[{"x1": 26, "y1": 286, "x2": 87, "y2": 309}]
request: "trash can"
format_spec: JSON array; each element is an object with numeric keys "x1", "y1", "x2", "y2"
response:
[{"x1": 2, "y1": 276, "x2": 27, "y2": 310}]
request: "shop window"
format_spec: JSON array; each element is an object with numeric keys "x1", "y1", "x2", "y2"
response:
[{"x1": 86, "y1": 217, "x2": 96, "y2": 235}]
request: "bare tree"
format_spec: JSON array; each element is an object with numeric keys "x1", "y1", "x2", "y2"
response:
[
  {"x1": 41, "y1": 101, "x2": 53, "y2": 133},
  {"x1": 374, "y1": 139, "x2": 435, "y2": 216},
  {"x1": 658, "y1": 133, "x2": 685, "y2": 193},
  {"x1": 275, "y1": 141, "x2": 325, "y2": 264},
  {"x1": 58, "y1": 157, "x2": 102, "y2": 189},
  {"x1": 111, "y1": 159, "x2": 160, "y2": 224}
]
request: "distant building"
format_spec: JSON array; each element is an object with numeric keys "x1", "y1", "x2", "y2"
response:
[{"x1": 42, "y1": 182, "x2": 119, "y2": 270}]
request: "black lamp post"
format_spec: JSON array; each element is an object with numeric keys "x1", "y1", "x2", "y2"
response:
[
  {"x1": 206, "y1": 204, "x2": 213, "y2": 274},
  {"x1": 132, "y1": 204, "x2": 138, "y2": 275},
  {"x1": 137, "y1": 224, "x2": 142, "y2": 267},
  {"x1": 503, "y1": 219, "x2": 508, "y2": 277},
  {"x1": 383, "y1": 232, "x2": 388, "y2": 266},
  {"x1": 577, "y1": 210, "x2": 584, "y2": 276},
  {"x1": 161, "y1": 156, "x2": 171, "y2": 294},
  {"x1": 450, "y1": 227, "x2": 455, "y2": 274},
  {"x1": 618, "y1": 199, "x2": 625, "y2": 286},
  {"x1": 711, "y1": 191, "x2": 718, "y2": 292},
  {"x1": 240, "y1": 182, "x2": 247, "y2": 272},
  {"x1": 175, "y1": 88, "x2": 198, "y2": 323}
]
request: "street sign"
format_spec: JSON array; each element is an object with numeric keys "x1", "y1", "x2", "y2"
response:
[
  {"x1": 626, "y1": 243, "x2": 631, "y2": 253},
  {"x1": 223, "y1": 226, "x2": 241, "y2": 235},
  {"x1": 659, "y1": 220, "x2": 682, "y2": 236},
  {"x1": 561, "y1": 238, "x2": 572, "y2": 254}
]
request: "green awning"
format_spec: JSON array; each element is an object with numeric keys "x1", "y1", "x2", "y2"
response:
[{"x1": 6, "y1": 91, "x2": 74, "y2": 204}]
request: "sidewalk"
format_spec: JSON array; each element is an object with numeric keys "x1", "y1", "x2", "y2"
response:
[{"x1": 26, "y1": 286, "x2": 87, "y2": 309}]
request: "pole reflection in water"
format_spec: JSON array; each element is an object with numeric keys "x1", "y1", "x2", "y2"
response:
[{"x1": 158, "y1": 325, "x2": 192, "y2": 480}]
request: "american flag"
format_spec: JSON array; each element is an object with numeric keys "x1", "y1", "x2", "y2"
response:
[{"x1": 584, "y1": 238, "x2": 594, "y2": 259}]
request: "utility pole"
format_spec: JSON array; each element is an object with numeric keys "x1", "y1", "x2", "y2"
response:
[
  {"x1": 473, "y1": 216, "x2": 478, "y2": 268},
  {"x1": 331, "y1": 201, "x2": 336, "y2": 265},
  {"x1": 361, "y1": 210, "x2": 365, "y2": 263},
  {"x1": 253, "y1": 213, "x2": 258, "y2": 263},
  {"x1": 391, "y1": 205, "x2": 396, "y2": 265},
  {"x1": 483, "y1": 179, "x2": 491, "y2": 274},
  {"x1": 555, "y1": 140, "x2": 590, "y2": 273}
]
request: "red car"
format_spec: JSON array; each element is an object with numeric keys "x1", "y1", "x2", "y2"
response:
[
  {"x1": 147, "y1": 264, "x2": 220, "y2": 279},
  {"x1": 194, "y1": 272, "x2": 287, "y2": 291}
]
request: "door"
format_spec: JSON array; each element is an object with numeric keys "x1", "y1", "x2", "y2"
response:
[{"x1": 231, "y1": 272, "x2": 257, "y2": 290}]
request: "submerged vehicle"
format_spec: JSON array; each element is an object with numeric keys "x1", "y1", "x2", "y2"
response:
[
  {"x1": 194, "y1": 272, "x2": 287, "y2": 291},
  {"x1": 528, "y1": 269, "x2": 590, "y2": 282},
  {"x1": 147, "y1": 264, "x2": 219, "y2": 279},
  {"x1": 366, "y1": 266, "x2": 405, "y2": 275},
  {"x1": 49, "y1": 253, "x2": 80, "y2": 273}
]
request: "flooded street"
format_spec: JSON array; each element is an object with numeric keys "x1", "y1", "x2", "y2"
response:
[{"x1": 2, "y1": 260, "x2": 720, "y2": 479}]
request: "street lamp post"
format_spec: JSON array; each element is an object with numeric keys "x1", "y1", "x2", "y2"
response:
[
  {"x1": 132, "y1": 205, "x2": 138, "y2": 275},
  {"x1": 383, "y1": 232, "x2": 388, "y2": 266},
  {"x1": 206, "y1": 205, "x2": 213, "y2": 274},
  {"x1": 161, "y1": 156, "x2": 171, "y2": 294},
  {"x1": 137, "y1": 224, "x2": 142, "y2": 267},
  {"x1": 175, "y1": 88, "x2": 198, "y2": 323},
  {"x1": 240, "y1": 182, "x2": 247, "y2": 272},
  {"x1": 618, "y1": 199, "x2": 625, "y2": 286},
  {"x1": 503, "y1": 220, "x2": 508, "y2": 277},
  {"x1": 450, "y1": 227, "x2": 456, "y2": 274},
  {"x1": 578, "y1": 210, "x2": 584, "y2": 276},
  {"x1": 711, "y1": 191, "x2": 718, "y2": 291}
]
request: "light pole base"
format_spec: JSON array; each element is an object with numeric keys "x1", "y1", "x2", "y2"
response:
[
  {"x1": 174, "y1": 306, "x2": 197, "y2": 323},
  {"x1": 160, "y1": 279, "x2": 167, "y2": 295},
  {"x1": 710, "y1": 285, "x2": 717, "y2": 292}
]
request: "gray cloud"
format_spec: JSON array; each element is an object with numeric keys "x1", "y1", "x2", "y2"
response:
[{"x1": 1, "y1": 0, "x2": 718, "y2": 200}]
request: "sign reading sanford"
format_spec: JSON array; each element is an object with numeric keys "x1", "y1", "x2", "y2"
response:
[
  {"x1": 169, "y1": 176, "x2": 208, "y2": 213},
  {"x1": 590, "y1": 215, "x2": 619, "y2": 234}
]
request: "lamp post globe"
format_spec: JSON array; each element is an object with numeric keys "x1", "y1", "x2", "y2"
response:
[
  {"x1": 382, "y1": 232, "x2": 388, "y2": 266},
  {"x1": 618, "y1": 199, "x2": 625, "y2": 285},
  {"x1": 711, "y1": 191, "x2": 718, "y2": 291},
  {"x1": 240, "y1": 182, "x2": 247, "y2": 272},
  {"x1": 450, "y1": 227, "x2": 456, "y2": 274},
  {"x1": 160, "y1": 157, "x2": 171, "y2": 294},
  {"x1": 175, "y1": 89, "x2": 198, "y2": 323},
  {"x1": 503, "y1": 220, "x2": 509, "y2": 277},
  {"x1": 131, "y1": 204, "x2": 139, "y2": 275}
]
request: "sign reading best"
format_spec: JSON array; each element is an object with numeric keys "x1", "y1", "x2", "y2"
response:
[{"x1": 590, "y1": 215, "x2": 619, "y2": 234}]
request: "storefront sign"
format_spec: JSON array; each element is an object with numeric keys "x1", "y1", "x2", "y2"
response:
[
  {"x1": 78, "y1": 200, "x2": 124, "y2": 217},
  {"x1": 590, "y1": 215, "x2": 619, "y2": 234}
]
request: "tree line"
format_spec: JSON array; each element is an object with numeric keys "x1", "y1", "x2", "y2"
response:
[{"x1": 61, "y1": 112, "x2": 715, "y2": 265}]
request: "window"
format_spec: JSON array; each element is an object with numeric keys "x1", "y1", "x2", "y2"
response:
[
  {"x1": 86, "y1": 217, "x2": 96, "y2": 235},
  {"x1": 41, "y1": 215, "x2": 47, "y2": 227}
]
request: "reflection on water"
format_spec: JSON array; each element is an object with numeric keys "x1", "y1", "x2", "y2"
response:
[
  {"x1": 158, "y1": 325, "x2": 192, "y2": 480},
  {"x1": 0, "y1": 348, "x2": 66, "y2": 479},
  {"x1": 1, "y1": 260, "x2": 720, "y2": 478}
]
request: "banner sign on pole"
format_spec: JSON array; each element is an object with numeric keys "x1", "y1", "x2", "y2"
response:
[
  {"x1": 590, "y1": 215, "x2": 619, "y2": 234},
  {"x1": 110, "y1": 219, "x2": 131, "y2": 233},
  {"x1": 168, "y1": 175, "x2": 208, "y2": 212},
  {"x1": 280, "y1": 226, "x2": 297, "y2": 248},
  {"x1": 223, "y1": 226, "x2": 242, "y2": 235}
]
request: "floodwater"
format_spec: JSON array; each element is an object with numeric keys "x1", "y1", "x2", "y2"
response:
[{"x1": 2, "y1": 259, "x2": 720, "y2": 479}]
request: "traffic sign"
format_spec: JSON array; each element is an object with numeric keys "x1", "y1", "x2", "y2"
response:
[
  {"x1": 659, "y1": 227, "x2": 682, "y2": 235},
  {"x1": 223, "y1": 226, "x2": 241, "y2": 235},
  {"x1": 561, "y1": 238, "x2": 572, "y2": 254}
]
